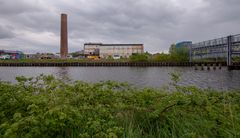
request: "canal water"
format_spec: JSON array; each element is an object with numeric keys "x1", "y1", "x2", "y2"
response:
[{"x1": 0, "y1": 67, "x2": 239, "y2": 90}]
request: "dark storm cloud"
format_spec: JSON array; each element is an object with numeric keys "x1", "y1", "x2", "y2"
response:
[{"x1": 0, "y1": 0, "x2": 240, "y2": 53}]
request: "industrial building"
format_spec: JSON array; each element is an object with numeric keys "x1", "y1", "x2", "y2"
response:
[
  {"x1": 84, "y1": 43, "x2": 144, "y2": 59},
  {"x1": 176, "y1": 41, "x2": 192, "y2": 48},
  {"x1": 25, "y1": 53, "x2": 59, "y2": 59},
  {"x1": 0, "y1": 50, "x2": 24, "y2": 60},
  {"x1": 84, "y1": 43, "x2": 101, "y2": 55}
]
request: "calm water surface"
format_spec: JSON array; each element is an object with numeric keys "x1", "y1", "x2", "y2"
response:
[{"x1": 0, "y1": 67, "x2": 239, "y2": 90}]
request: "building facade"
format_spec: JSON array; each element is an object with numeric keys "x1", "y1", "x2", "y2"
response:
[
  {"x1": 0, "y1": 50, "x2": 24, "y2": 59},
  {"x1": 84, "y1": 43, "x2": 144, "y2": 58},
  {"x1": 176, "y1": 41, "x2": 192, "y2": 49},
  {"x1": 25, "y1": 53, "x2": 59, "y2": 59},
  {"x1": 84, "y1": 43, "x2": 101, "y2": 55}
]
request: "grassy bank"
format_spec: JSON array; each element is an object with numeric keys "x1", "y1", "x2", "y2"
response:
[{"x1": 0, "y1": 75, "x2": 240, "y2": 137}]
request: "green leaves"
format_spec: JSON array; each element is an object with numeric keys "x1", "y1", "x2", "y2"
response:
[
  {"x1": 129, "y1": 53, "x2": 149, "y2": 62},
  {"x1": 0, "y1": 75, "x2": 240, "y2": 137}
]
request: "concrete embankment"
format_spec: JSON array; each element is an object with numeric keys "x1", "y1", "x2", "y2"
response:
[{"x1": 0, "y1": 62, "x2": 228, "y2": 67}]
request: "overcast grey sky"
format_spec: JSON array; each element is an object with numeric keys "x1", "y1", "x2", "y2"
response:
[{"x1": 0, "y1": 0, "x2": 240, "y2": 53}]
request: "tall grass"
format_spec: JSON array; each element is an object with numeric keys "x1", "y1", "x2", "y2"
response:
[{"x1": 0, "y1": 75, "x2": 239, "y2": 137}]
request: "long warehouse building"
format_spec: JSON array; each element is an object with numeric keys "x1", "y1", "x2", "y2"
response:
[{"x1": 84, "y1": 43, "x2": 144, "y2": 58}]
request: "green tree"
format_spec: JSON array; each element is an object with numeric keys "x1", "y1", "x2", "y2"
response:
[
  {"x1": 130, "y1": 53, "x2": 149, "y2": 62},
  {"x1": 152, "y1": 53, "x2": 171, "y2": 62},
  {"x1": 169, "y1": 44, "x2": 189, "y2": 62},
  {"x1": 169, "y1": 44, "x2": 177, "y2": 55},
  {"x1": 71, "y1": 52, "x2": 80, "y2": 58}
]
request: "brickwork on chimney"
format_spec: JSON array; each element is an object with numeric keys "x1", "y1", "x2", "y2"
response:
[{"x1": 60, "y1": 14, "x2": 68, "y2": 58}]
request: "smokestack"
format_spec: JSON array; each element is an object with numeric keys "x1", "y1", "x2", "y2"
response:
[{"x1": 60, "y1": 13, "x2": 68, "y2": 58}]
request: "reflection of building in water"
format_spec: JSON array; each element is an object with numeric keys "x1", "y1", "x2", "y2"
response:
[
  {"x1": 56, "y1": 67, "x2": 71, "y2": 82},
  {"x1": 84, "y1": 43, "x2": 144, "y2": 59}
]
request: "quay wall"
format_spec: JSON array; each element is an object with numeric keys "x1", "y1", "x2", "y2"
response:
[{"x1": 0, "y1": 62, "x2": 230, "y2": 67}]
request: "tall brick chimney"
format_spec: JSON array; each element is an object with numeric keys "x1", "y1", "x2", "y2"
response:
[{"x1": 60, "y1": 13, "x2": 68, "y2": 58}]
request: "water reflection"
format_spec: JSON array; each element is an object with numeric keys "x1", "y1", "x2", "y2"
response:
[
  {"x1": 0, "y1": 67, "x2": 239, "y2": 90},
  {"x1": 55, "y1": 67, "x2": 71, "y2": 83}
]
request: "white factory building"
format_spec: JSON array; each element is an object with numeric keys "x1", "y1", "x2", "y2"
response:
[{"x1": 84, "y1": 43, "x2": 144, "y2": 58}]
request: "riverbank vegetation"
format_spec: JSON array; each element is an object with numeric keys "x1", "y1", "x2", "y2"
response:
[
  {"x1": 0, "y1": 44, "x2": 191, "y2": 63},
  {"x1": 0, "y1": 75, "x2": 240, "y2": 137}
]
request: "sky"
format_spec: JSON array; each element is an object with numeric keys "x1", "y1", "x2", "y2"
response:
[{"x1": 0, "y1": 0, "x2": 240, "y2": 54}]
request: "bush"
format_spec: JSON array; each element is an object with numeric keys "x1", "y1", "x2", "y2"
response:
[
  {"x1": 130, "y1": 53, "x2": 149, "y2": 62},
  {"x1": 152, "y1": 53, "x2": 171, "y2": 62},
  {"x1": 0, "y1": 75, "x2": 240, "y2": 137},
  {"x1": 168, "y1": 44, "x2": 190, "y2": 62}
]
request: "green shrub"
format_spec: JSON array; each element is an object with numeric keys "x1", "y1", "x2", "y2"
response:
[
  {"x1": 130, "y1": 53, "x2": 149, "y2": 62},
  {"x1": 0, "y1": 75, "x2": 239, "y2": 137}
]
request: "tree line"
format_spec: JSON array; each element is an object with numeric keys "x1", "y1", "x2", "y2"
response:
[{"x1": 130, "y1": 44, "x2": 190, "y2": 62}]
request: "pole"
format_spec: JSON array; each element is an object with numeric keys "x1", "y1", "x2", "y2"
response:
[{"x1": 227, "y1": 36, "x2": 232, "y2": 66}]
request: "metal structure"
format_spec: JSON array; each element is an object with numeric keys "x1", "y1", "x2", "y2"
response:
[{"x1": 190, "y1": 34, "x2": 240, "y2": 66}]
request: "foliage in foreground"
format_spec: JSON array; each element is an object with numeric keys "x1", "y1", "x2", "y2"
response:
[{"x1": 0, "y1": 75, "x2": 240, "y2": 138}]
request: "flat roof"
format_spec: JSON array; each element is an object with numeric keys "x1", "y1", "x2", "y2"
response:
[
  {"x1": 84, "y1": 43, "x2": 143, "y2": 46},
  {"x1": 102, "y1": 44, "x2": 143, "y2": 46},
  {"x1": 84, "y1": 43, "x2": 102, "y2": 45}
]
